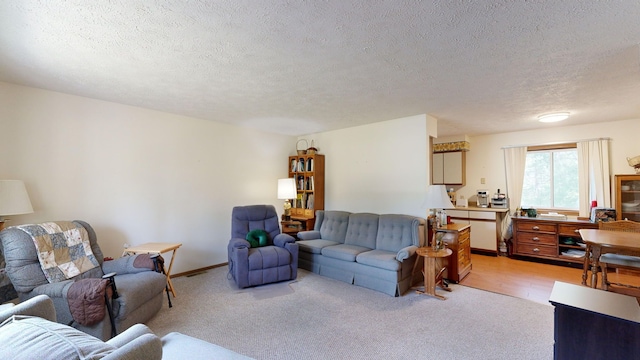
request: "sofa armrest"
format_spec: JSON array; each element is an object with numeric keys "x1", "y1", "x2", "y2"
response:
[
  {"x1": 229, "y1": 237, "x2": 250, "y2": 249},
  {"x1": 104, "y1": 333, "x2": 163, "y2": 360},
  {"x1": 107, "y1": 323, "x2": 155, "y2": 348},
  {"x1": 297, "y1": 230, "x2": 321, "y2": 240},
  {"x1": 396, "y1": 245, "x2": 418, "y2": 261},
  {"x1": 0, "y1": 294, "x2": 56, "y2": 323},
  {"x1": 273, "y1": 233, "x2": 295, "y2": 247},
  {"x1": 102, "y1": 255, "x2": 155, "y2": 275}
]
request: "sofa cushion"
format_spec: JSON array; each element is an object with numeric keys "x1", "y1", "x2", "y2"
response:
[
  {"x1": 162, "y1": 332, "x2": 254, "y2": 359},
  {"x1": 321, "y1": 244, "x2": 371, "y2": 262},
  {"x1": 375, "y1": 215, "x2": 422, "y2": 252},
  {"x1": 248, "y1": 246, "x2": 291, "y2": 270},
  {"x1": 246, "y1": 229, "x2": 269, "y2": 248},
  {"x1": 317, "y1": 211, "x2": 351, "y2": 242},
  {"x1": 296, "y1": 239, "x2": 340, "y2": 254},
  {"x1": 344, "y1": 213, "x2": 379, "y2": 249},
  {"x1": 0, "y1": 315, "x2": 115, "y2": 359},
  {"x1": 356, "y1": 250, "x2": 401, "y2": 271}
]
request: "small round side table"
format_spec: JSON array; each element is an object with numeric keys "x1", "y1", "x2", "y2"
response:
[{"x1": 415, "y1": 247, "x2": 453, "y2": 300}]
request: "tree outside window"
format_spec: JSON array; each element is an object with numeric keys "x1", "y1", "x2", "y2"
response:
[{"x1": 521, "y1": 148, "x2": 578, "y2": 210}]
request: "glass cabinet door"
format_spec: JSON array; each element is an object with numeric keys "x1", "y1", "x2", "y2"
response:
[{"x1": 617, "y1": 175, "x2": 640, "y2": 221}]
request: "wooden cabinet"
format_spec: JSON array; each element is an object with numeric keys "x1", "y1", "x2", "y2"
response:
[
  {"x1": 550, "y1": 282, "x2": 640, "y2": 360},
  {"x1": 615, "y1": 174, "x2": 640, "y2": 222},
  {"x1": 288, "y1": 154, "x2": 324, "y2": 230},
  {"x1": 512, "y1": 217, "x2": 598, "y2": 264},
  {"x1": 432, "y1": 151, "x2": 466, "y2": 185},
  {"x1": 447, "y1": 208, "x2": 508, "y2": 255},
  {"x1": 434, "y1": 224, "x2": 472, "y2": 283}
]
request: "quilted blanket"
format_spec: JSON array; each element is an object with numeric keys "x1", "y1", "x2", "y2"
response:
[{"x1": 17, "y1": 221, "x2": 99, "y2": 283}]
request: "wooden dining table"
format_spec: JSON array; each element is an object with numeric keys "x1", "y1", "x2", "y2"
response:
[{"x1": 579, "y1": 229, "x2": 640, "y2": 288}]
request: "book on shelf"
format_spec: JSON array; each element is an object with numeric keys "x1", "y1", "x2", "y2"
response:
[
  {"x1": 290, "y1": 159, "x2": 296, "y2": 172},
  {"x1": 297, "y1": 159, "x2": 305, "y2": 172},
  {"x1": 310, "y1": 175, "x2": 314, "y2": 190},
  {"x1": 306, "y1": 158, "x2": 313, "y2": 171},
  {"x1": 306, "y1": 194, "x2": 314, "y2": 209}
]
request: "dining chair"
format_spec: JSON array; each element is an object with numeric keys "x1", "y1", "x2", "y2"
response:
[{"x1": 598, "y1": 220, "x2": 640, "y2": 291}]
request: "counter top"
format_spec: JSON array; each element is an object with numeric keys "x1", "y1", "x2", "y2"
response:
[
  {"x1": 435, "y1": 223, "x2": 471, "y2": 232},
  {"x1": 512, "y1": 215, "x2": 595, "y2": 224},
  {"x1": 451, "y1": 205, "x2": 509, "y2": 213}
]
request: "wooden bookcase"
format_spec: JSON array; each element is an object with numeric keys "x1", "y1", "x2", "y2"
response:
[
  {"x1": 288, "y1": 154, "x2": 324, "y2": 230},
  {"x1": 615, "y1": 174, "x2": 640, "y2": 222}
]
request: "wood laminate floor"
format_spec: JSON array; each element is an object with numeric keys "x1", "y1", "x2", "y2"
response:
[{"x1": 459, "y1": 254, "x2": 640, "y2": 305}]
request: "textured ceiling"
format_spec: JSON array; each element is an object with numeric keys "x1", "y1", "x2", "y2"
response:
[{"x1": 1, "y1": 1, "x2": 639, "y2": 137}]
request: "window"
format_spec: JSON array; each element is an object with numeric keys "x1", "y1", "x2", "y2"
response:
[{"x1": 521, "y1": 144, "x2": 578, "y2": 211}]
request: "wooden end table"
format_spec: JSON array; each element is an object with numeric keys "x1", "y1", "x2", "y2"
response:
[
  {"x1": 123, "y1": 242, "x2": 182, "y2": 297},
  {"x1": 281, "y1": 220, "x2": 302, "y2": 236},
  {"x1": 415, "y1": 247, "x2": 453, "y2": 300}
]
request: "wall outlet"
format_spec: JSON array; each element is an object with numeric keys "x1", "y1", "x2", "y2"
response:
[{"x1": 481, "y1": 177, "x2": 486, "y2": 184}]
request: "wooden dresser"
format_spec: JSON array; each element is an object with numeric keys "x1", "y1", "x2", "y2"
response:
[
  {"x1": 512, "y1": 216, "x2": 598, "y2": 264},
  {"x1": 549, "y1": 281, "x2": 640, "y2": 359},
  {"x1": 433, "y1": 223, "x2": 472, "y2": 283}
]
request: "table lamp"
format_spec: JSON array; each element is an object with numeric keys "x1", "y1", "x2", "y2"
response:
[
  {"x1": 424, "y1": 184, "x2": 455, "y2": 228},
  {"x1": 0, "y1": 180, "x2": 34, "y2": 231},
  {"x1": 277, "y1": 178, "x2": 297, "y2": 221}
]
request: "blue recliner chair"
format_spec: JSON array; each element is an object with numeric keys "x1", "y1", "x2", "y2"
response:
[{"x1": 227, "y1": 205, "x2": 298, "y2": 288}]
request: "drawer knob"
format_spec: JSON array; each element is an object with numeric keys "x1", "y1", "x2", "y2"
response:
[
  {"x1": 532, "y1": 237, "x2": 540, "y2": 241},
  {"x1": 532, "y1": 226, "x2": 540, "y2": 230},
  {"x1": 533, "y1": 248, "x2": 540, "y2": 252}
]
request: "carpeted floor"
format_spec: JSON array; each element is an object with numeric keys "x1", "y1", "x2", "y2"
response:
[{"x1": 146, "y1": 267, "x2": 554, "y2": 359}]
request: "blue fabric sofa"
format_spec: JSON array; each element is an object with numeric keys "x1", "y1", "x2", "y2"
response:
[{"x1": 296, "y1": 211, "x2": 425, "y2": 296}]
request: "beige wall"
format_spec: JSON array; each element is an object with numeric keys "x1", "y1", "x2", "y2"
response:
[
  {"x1": 0, "y1": 83, "x2": 435, "y2": 273},
  {"x1": 0, "y1": 82, "x2": 294, "y2": 273},
  {"x1": 4, "y1": 80, "x2": 634, "y2": 273},
  {"x1": 455, "y1": 119, "x2": 640, "y2": 206},
  {"x1": 303, "y1": 114, "x2": 435, "y2": 217}
]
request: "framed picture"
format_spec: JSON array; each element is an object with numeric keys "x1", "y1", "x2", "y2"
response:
[{"x1": 590, "y1": 207, "x2": 616, "y2": 222}]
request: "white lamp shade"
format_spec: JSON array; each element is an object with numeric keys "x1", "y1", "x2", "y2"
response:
[
  {"x1": 0, "y1": 180, "x2": 34, "y2": 216},
  {"x1": 424, "y1": 185, "x2": 455, "y2": 210},
  {"x1": 277, "y1": 178, "x2": 297, "y2": 199}
]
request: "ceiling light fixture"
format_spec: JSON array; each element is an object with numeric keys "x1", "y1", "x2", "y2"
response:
[{"x1": 538, "y1": 112, "x2": 570, "y2": 123}]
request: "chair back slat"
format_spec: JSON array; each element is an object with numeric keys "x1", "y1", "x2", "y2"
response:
[{"x1": 599, "y1": 220, "x2": 640, "y2": 233}]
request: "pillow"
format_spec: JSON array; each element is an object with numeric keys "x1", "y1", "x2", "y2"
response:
[
  {"x1": 0, "y1": 315, "x2": 115, "y2": 359},
  {"x1": 246, "y1": 230, "x2": 269, "y2": 248}
]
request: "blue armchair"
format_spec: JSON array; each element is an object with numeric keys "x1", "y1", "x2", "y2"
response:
[{"x1": 227, "y1": 205, "x2": 298, "y2": 288}]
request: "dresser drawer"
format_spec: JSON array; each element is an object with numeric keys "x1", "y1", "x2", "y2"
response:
[
  {"x1": 558, "y1": 223, "x2": 596, "y2": 237},
  {"x1": 517, "y1": 232, "x2": 556, "y2": 245},
  {"x1": 516, "y1": 221, "x2": 556, "y2": 233},
  {"x1": 458, "y1": 248, "x2": 471, "y2": 265},
  {"x1": 516, "y1": 243, "x2": 557, "y2": 257}
]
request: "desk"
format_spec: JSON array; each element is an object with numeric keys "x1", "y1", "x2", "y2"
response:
[
  {"x1": 415, "y1": 247, "x2": 453, "y2": 300},
  {"x1": 579, "y1": 229, "x2": 640, "y2": 288},
  {"x1": 123, "y1": 242, "x2": 182, "y2": 297}
]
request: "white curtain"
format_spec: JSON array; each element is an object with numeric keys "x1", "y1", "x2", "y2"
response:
[
  {"x1": 502, "y1": 146, "x2": 528, "y2": 244},
  {"x1": 577, "y1": 139, "x2": 611, "y2": 217},
  {"x1": 503, "y1": 146, "x2": 528, "y2": 215}
]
